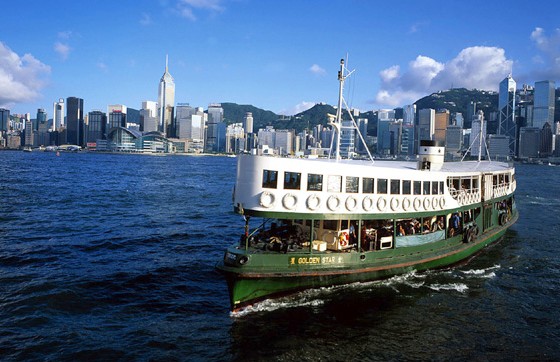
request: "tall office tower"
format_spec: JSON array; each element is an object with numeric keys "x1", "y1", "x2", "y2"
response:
[
  {"x1": 126, "y1": 108, "x2": 140, "y2": 128},
  {"x1": 66, "y1": 96, "x2": 84, "y2": 146},
  {"x1": 471, "y1": 110, "x2": 487, "y2": 159},
  {"x1": 445, "y1": 124, "x2": 463, "y2": 154},
  {"x1": 258, "y1": 126, "x2": 276, "y2": 148},
  {"x1": 403, "y1": 104, "x2": 416, "y2": 126},
  {"x1": 357, "y1": 118, "x2": 368, "y2": 153},
  {"x1": 466, "y1": 101, "x2": 476, "y2": 129},
  {"x1": 377, "y1": 118, "x2": 393, "y2": 155},
  {"x1": 158, "y1": 55, "x2": 175, "y2": 136},
  {"x1": 108, "y1": 111, "x2": 126, "y2": 130},
  {"x1": 434, "y1": 109, "x2": 450, "y2": 143},
  {"x1": 518, "y1": 127, "x2": 541, "y2": 159},
  {"x1": 453, "y1": 113, "x2": 464, "y2": 128},
  {"x1": 53, "y1": 98, "x2": 65, "y2": 131},
  {"x1": 24, "y1": 118, "x2": 33, "y2": 146},
  {"x1": 498, "y1": 75, "x2": 516, "y2": 156},
  {"x1": 225, "y1": 123, "x2": 245, "y2": 153},
  {"x1": 175, "y1": 104, "x2": 195, "y2": 139},
  {"x1": 401, "y1": 124, "x2": 415, "y2": 156},
  {"x1": 339, "y1": 120, "x2": 356, "y2": 158},
  {"x1": 36, "y1": 109, "x2": 47, "y2": 131},
  {"x1": 276, "y1": 129, "x2": 294, "y2": 156},
  {"x1": 0, "y1": 108, "x2": 9, "y2": 132},
  {"x1": 243, "y1": 112, "x2": 253, "y2": 134},
  {"x1": 206, "y1": 103, "x2": 224, "y2": 152},
  {"x1": 417, "y1": 108, "x2": 435, "y2": 150},
  {"x1": 87, "y1": 111, "x2": 107, "y2": 143},
  {"x1": 388, "y1": 120, "x2": 403, "y2": 156},
  {"x1": 533, "y1": 80, "x2": 555, "y2": 130},
  {"x1": 140, "y1": 101, "x2": 158, "y2": 132}
]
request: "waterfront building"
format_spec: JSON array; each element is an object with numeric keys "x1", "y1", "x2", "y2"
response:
[
  {"x1": 403, "y1": 104, "x2": 416, "y2": 127},
  {"x1": 401, "y1": 124, "x2": 415, "y2": 156},
  {"x1": 533, "y1": 80, "x2": 555, "y2": 130},
  {"x1": 518, "y1": 127, "x2": 541, "y2": 159},
  {"x1": 157, "y1": 56, "x2": 175, "y2": 137},
  {"x1": 53, "y1": 98, "x2": 64, "y2": 131},
  {"x1": 108, "y1": 111, "x2": 126, "y2": 130},
  {"x1": 244, "y1": 112, "x2": 254, "y2": 134},
  {"x1": 540, "y1": 122, "x2": 553, "y2": 157},
  {"x1": 498, "y1": 75, "x2": 516, "y2": 156},
  {"x1": 225, "y1": 123, "x2": 245, "y2": 154},
  {"x1": 488, "y1": 134, "x2": 510, "y2": 159},
  {"x1": 66, "y1": 96, "x2": 84, "y2": 146},
  {"x1": 340, "y1": 120, "x2": 356, "y2": 158},
  {"x1": 206, "y1": 103, "x2": 224, "y2": 152},
  {"x1": 434, "y1": 109, "x2": 449, "y2": 143},
  {"x1": 87, "y1": 111, "x2": 107, "y2": 145},
  {"x1": 470, "y1": 110, "x2": 487, "y2": 159},
  {"x1": 445, "y1": 124, "x2": 463, "y2": 155},
  {"x1": 126, "y1": 108, "x2": 140, "y2": 128},
  {"x1": 36, "y1": 109, "x2": 47, "y2": 131},
  {"x1": 258, "y1": 126, "x2": 276, "y2": 149},
  {"x1": 140, "y1": 101, "x2": 158, "y2": 133},
  {"x1": 388, "y1": 120, "x2": 403, "y2": 156},
  {"x1": 175, "y1": 104, "x2": 195, "y2": 139},
  {"x1": 275, "y1": 129, "x2": 294, "y2": 156},
  {"x1": 418, "y1": 108, "x2": 435, "y2": 149},
  {"x1": 356, "y1": 118, "x2": 368, "y2": 153},
  {"x1": 24, "y1": 118, "x2": 33, "y2": 146},
  {"x1": 466, "y1": 101, "x2": 476, "y2": 129}
]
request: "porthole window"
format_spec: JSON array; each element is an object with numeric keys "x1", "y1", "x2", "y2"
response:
[{"x1": 262, "y1": 170, "x2": 278, "y2": 188}]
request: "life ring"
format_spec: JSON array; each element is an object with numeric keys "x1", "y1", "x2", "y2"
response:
[
  {"x1": 402, "y1": 197, "x2": 411, "y2": 211},
  {"x1": 259, "y1": 191, "x2": 275, "y2": 208},
  {"x1": 390, "y1": 197, "x2": 400, "y2": 211},
  {"x1": 423, "y1": 197, "x2": 431, "y2": 210},
  {"x1": 327, "y1": 195, "x2": 340, "y2": 211},
  {"x1": 345, "y1": 196, "x2": 358, "y2": 211},
  {"x1": 377, "y1": 197, "x2": 387, "y2": 212},
  {"x1": 282, "y1": 193, "x2": 298, "y2": 210},
  {"x1": 439, "y1": 196, "x2": 446, "y2": 209},
  {"x1": 306, "y1": 194, "x2": 321, "y2": 210},
  {"x1": 362, "y1": 196, "x2": 374, "y2": 211},
  {"x1": 339, "y1": 232, "x2": 349, "y2": 247},
  {"x1": 432, "y1": 197, "x2": 439, "y2": 209},
  {"x1": 413, "y1": 197, "x2": 421, "y2": 211}
]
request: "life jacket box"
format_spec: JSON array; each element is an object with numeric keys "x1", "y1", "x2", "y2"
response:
[
  {"x1": 312, "y1": 240, "x2": 327, "y2": 252},
  {"x1": 379, "y1": 236, "x2": 393, "y2": 250}
]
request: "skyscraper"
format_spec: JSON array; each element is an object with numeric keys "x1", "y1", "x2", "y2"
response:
[
  {"x1": 66, "y1": 97, "x2": 84, "y2": 146},
  {"x1": 53, "y1": 98, "x2": 64, "y2": 131},
  {"x1": 206, "y1": 103, "x2": 224, "y2": 152},
  {"x1": 158, "y1": 55, "x2": 175, "y2": 137},
  {"x1": 417, "y1": 108, "x2": 435, "y2": 150},
  {"x1": 533, "y1": 80, "x2": 555, "y2": 130},
  {"x1": 243, "y1": 112, "x2": 254, "y2": 134},
  {"x1": 87, "y1": 110, "x2": 107, "y2": 143},
  {"x1": 498, "y1": 75, "x2": 516, "y2": 156}
]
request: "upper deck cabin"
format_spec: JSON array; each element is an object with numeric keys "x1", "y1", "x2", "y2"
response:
[{"x1": 233, "y1": 153, "x2": 516, "y2": 218}]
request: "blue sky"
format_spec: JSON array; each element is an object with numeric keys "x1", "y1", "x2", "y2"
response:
[{"x1": 1, "y1": 0, "x2": 559, "y2": 117}]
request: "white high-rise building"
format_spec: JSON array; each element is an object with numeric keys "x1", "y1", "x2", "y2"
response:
[
  {"x1": 244, "y1": 112, "x2": 253, "y2": 134},
  {"x1": 176, "y1": 104, "x2": 196, "y2": 139},
  {"x1": 53, "y1": 98, "x2": 65, "y2": 131},
  {"x1": 158, "y1": 55, "x2": 175, "y2": 136},
  {"x1": 498, "y1": 75, "x2": 516, "y2": 155}
]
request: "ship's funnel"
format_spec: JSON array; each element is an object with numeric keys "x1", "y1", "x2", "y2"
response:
[{"x1": 417, "y1": 140, "x2": 445, "y2": 171}]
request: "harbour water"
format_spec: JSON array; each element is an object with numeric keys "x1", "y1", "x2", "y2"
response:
[{"x1": 0, "y1": 151, "x2": 558, "y2": 361}]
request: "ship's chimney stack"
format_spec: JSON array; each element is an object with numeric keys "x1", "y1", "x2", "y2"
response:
[{"x1": 417, "y1": 140, "x2": 445, "y2": 171}]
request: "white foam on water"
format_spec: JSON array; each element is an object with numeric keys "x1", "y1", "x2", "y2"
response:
[{"x1": 427, "y1": 283, "x2": 469, "y2": 293}]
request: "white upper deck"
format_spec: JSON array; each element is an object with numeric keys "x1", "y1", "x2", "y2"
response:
[{"x1": 233, "y1": 154, "x2": 516, "y2": 217}]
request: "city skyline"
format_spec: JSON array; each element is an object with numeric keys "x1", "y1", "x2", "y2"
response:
[{"x1": 1, "y1": 1, "x2": 560, "y2": 116}]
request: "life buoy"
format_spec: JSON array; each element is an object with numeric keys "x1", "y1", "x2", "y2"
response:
[
  {"x1": 423, "y1": 197, "x2": 431, "y2": 210},
  {"x1": 306, "y1": 194, "x2": 321, "y2": 210},
  {"x1": 362, "y1": 196, "x2": 374, "y2": 211},
  {"x1": 402, "y1": 197, "x2": 411, "y2": 211},
  {"x1": 339, "y1": 232, "x2": 349, "y2": 247},
  {"x1": 432, "y1": 197, "x2": 439, "y2": 209},
  {"x1": 259, "y1": 191, "x2": 275, "y2": 208},
  {"x1": 282, "y1": 193, "x2": 298, "y2": 210},
  {"x1": 377, "y1": 197, "x2": 387, "y2": 212},
  {"x1": 327, "y1": 195, "x2": 340, "y2": 211},
  {"x1": 413, "y1": 197, "x2": 421, "y2": 211},
  {"x1": 345, "y1": 196, "x2": 358, "y2": 211},
  {"x1": 390, "y1": 197, "x2": 400, "y2": 211},
  {"x1": 439, "y1": 196, "x2": 446, "y2": 209}
]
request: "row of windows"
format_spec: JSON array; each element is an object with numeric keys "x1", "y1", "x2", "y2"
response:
[{"x1": 262, "y1": 170, "x2": 446, "y2": 195}]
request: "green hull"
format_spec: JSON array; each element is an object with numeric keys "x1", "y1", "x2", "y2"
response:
[{"x1": 217, "y1": 212, "x2": 517, "y2": 311}]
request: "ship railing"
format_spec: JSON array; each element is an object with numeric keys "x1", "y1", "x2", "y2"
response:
[{"x1": 454, "y1": 188, "x2": 481, "y2": 205}]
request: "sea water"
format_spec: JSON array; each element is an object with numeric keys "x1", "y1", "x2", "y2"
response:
[{"x1": 0, "y1": 151, "x2": 558, "y2": 360}]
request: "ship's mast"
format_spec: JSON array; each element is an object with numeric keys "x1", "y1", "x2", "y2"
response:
[{"x1": 334, "y1": 59, "x2": 345, "y2": 161}]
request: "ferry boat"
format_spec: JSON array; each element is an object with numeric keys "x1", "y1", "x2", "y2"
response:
[{"x1": 216, "y1": 59, "x2": 518, "y2": 312}]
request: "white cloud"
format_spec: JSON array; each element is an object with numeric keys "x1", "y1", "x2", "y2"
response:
[
  {"x1": 54, "y1": 42, "x2": 71, "y2": 60},
  {"x1": 279, "y1": 101, "x2": 315, "y2": 116},
  {"x1": 175, "y1": 0, "x2": 224, "y2": 21},
  {"x1": 97, "y1": 62, "x2": 108, "y2": 72},
  {"x1": 530, "y1": 27, "x2": 560, "y2": 78},
  {"x1": 375, "y1": 46, "x2": 513, "y2": 107},
  {"x1": 0, "y1": 42, "x2": 51, "y2": 107},
  {"x1": 309, "y1": 64, "x2": 326, "y2": 76}
]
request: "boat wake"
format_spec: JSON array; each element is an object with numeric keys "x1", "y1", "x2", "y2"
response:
[{"x1": 231, "y1": 265, "x2": 501, "y2": 316}]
